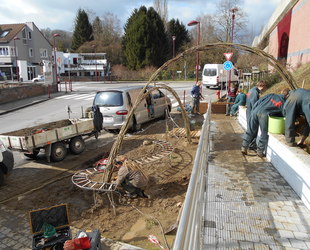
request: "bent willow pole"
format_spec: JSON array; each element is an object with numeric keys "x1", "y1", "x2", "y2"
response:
[{"x1": 104, "y1": 84, "x2": 191, "y2": 182}]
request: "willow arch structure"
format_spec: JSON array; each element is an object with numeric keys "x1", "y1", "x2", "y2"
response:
[
  {"x1": 103, "y1": 42, "x2": 298, "y2": 182},
  {"x1": 103, "y1": 84, "x2": 192, "y2": 182}
]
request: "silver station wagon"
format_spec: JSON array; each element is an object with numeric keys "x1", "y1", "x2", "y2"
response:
[{"x1": 93, "y1": 86, "x2": 171, "y2": 132}]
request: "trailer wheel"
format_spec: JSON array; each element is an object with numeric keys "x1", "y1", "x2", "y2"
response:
[
  {"x1": 51, "y1": 142, "x2": 67, "y2": 162},
  {"x1": 0, "y1": 170, "x2": 4, "y2": 186},
  {"x1": 24, "y1": 149, "x2": 40, "y2": 159},
  {"x1": 69, "y1": 136, "x2": 85, "y2": 155}
]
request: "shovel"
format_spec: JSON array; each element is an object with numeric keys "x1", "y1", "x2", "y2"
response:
[{"x1": 165, "y1": 203, "x2": 183, "y2": 235}]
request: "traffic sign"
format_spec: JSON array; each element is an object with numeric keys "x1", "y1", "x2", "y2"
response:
[
  {"x1": 223, "y1": 61, "x2": 233, "y2": 71},
  {"x1": 224, "y1": 52, "x2": 233, "y2": 61}
]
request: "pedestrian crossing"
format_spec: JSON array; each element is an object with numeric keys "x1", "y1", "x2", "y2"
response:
[{"x1": 55, "y1": 93, "x2": 193, "y2": 108}]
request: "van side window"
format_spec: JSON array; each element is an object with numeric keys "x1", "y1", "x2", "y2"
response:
[
  {"x1": 203, "y1": 69, "x2": 216, "y2": 76},
  {"x1": 152, "y1": 90, "x2": 163, "y2": 99}
]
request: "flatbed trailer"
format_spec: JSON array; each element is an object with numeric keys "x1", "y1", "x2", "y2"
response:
[{"x1": 0, "y1": 119, "x2": 96, "y2": 162}]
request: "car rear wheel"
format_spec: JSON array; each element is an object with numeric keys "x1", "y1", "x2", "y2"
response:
[
  {"x1": 69, "y1": 136, "x2": 85, "y2": 155},
  {"x1": 51, "y1": 142, "x2": 67, "y2": 162}
]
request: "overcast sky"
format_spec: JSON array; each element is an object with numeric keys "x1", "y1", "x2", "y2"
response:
[{"x1": 0, "y1": 0, "x2": 281, "y2": 36}]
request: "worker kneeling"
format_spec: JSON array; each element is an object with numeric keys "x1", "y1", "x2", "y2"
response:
[{"x1": 114, "y1": 158, "x2": 149, "y2": 199}]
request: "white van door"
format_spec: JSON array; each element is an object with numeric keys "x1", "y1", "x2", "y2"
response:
[{"x1": 128, "y1": 89, "x2": 149, "y2": 124}]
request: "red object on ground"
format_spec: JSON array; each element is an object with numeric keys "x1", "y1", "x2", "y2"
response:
[{"x1": 216, "y1": 90, "x2": 221, "y2": 100}]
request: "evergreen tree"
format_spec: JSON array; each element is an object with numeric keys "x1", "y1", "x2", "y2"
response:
[
  {"x1": 123, "y1": 6, "x2": 168, "y2": 70},
  {"x1": 71, "y1": 9, "x2": 93, "y2": 51},
  {"x1": 167, "y1": 19, "x2": 190, "y2": 58}
]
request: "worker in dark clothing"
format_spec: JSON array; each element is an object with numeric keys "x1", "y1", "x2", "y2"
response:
[
  {"x1": 230, "y1": 90, "x2": 246, "y2": 116},
  {"x1": 226, "y1": 83, "x2": 238, "y2": 116},
  {"x1": 283, "y1": 88, "x2": 310, "y2": 147},
  {"x1": 191, "y1": 81, "x2": 203, "y2": 114},
  {"x1": 241, "y1": 89, "x2": 290, "y2": 157},
  {"x1": 246, "y1": 80, "x2": 267, "y2": 122},
  {"x1": 245, "y1": 81, "x2": 267, "y2": 150},
  {"x1": 145, "y1": 90, "x2": 154, "y2": 118}
]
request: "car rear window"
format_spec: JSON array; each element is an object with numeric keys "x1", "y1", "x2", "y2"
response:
[
  {"x1": 203, "y1": 68, "x2": 217, "y2": 76},
  {"x1": 94, "y1": 91, "x2": 123, "y2": 106}
]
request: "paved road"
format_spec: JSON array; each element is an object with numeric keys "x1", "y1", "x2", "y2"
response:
[{"x1": 0, "y1": 81, "x2": 217, "y2": 134}]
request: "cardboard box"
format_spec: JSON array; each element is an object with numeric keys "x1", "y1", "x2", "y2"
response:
[{"x1": 29, "y1": 204, "x2": 71, "y2": 250}]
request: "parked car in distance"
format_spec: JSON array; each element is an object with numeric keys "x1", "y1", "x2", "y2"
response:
[
  {"x1": 93, "y1": 86, "x2": 171, "y2": 132},
  {"x1": 32, "y1": 75, "x2": 44, "y2": 83},
  {"x1": 0, "y1": 139, "x2": 14, "y2": 186}
]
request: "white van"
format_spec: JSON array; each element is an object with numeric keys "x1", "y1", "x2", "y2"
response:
[
  {"x1": 202, "y1": 64, "x2": 239, "y2": 88},
  {"x1": 93, "y1": 86, "x2": 171, "y2": 132}
]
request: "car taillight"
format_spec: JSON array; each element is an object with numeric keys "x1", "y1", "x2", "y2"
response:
[{"x1": 116, "y1": 110, "x2": 128, "y2": 115}]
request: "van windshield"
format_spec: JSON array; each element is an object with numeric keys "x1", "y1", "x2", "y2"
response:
[
  {"x1": 94, "y1": 91, "x2": 123, "y2": 106},
  {"x1": 203, "y1": 68, "x2": 217, "y2": 76}
]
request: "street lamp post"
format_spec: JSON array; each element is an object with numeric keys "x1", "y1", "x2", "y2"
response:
[
  {"x1": 92, "y1": 45, "x2": 98, "y2": 81},
  {"x1": 172, "y1": 35, "x2": 176, "y2": 81},
  {"x1": 13, "y1": 37, "x2": 20, "y2": 81},
  {"x1": 228, "y1": 8, "x2": 238, "y2": 91},
  {"x1": 53, "y1": 33, "x2": 60, "y2": 91},
  {"x1": 188, "y1": 20, "x2": 200, "y2": 83}
]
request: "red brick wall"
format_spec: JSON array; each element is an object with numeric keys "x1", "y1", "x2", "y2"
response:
[{"x1": 0, "y1": 84, "x2": 48, "y2": 104}]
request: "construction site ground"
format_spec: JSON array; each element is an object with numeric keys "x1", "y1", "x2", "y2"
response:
[{"x1": 0, "y1": 112, "x2": 202, "y2": 250}]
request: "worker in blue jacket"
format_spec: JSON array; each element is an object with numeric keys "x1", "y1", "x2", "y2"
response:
[
  {"x1": 283, "y1": 88, "x2": 310, "y2": 147},
  {"x1": 230, "y1": 90, "x2": 246, "y2": 116},
  {"x1": 246, "y1": 80, "x2": 267, "y2": 122},
  {"x1": 245, "y1": 81, "x2": 267, "y2": 150},
  {"x1": 241, "y1": 89, "x2": 290, "y2": 157}
]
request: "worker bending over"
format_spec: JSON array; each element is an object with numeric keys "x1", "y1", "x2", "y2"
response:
[
  {"x1": 283, "y1": 88, "x2": 310, "y2": 147},
  {"x1": 114, "y1": 158, "x2": 149, "y2": 198},
  {"x1": 241, "y1": 89, "x2": 290, "y2": 157}
]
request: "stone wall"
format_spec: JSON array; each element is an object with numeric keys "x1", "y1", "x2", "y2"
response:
[{"x1": 0, "y1": 84, "x2": 50, "y2": 105}]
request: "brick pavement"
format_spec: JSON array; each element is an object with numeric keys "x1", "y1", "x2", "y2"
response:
[{"x1": 203, "y1": 115, "x2": 310, "y2": 249}]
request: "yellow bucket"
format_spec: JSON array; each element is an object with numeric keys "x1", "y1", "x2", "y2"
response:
[{"x1": 268, "y1": 116, "x2": 285, "y2": 134}]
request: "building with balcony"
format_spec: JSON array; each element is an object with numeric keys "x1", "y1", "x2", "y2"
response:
[
  {"x1": 0, "y1": 22, "x2": 53, "y2": 82},
  {"x1": 55, "y1": 52, "x2": 110, "y2": 81}
]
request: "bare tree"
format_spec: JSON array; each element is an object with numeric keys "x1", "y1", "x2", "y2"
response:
[
  {"x1": 153, "y1": 0, "x2": 168, "y2": 28},
  {"x1": 213, "y1": 0, "x2": 248, "y2": 43},
  {"x1": 100, "y1": 12, "x2": 122, "y2": 46}
]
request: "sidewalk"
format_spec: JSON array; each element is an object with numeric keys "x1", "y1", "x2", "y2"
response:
[
  {"x1": 0, "y1": 92, "x2": 65, "y2": 116},
  {"x1": 203, "y1": 114, "x2": 310, "y2": 249}
]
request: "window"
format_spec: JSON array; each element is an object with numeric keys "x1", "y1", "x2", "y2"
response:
[
  {"x1": 29, "y1": 48, "x2": 33, "y2": 57},
  {"x1": 0, "y1": 30, "x2": 9, "y2": 38},
  {"x1": 0, "y1": 47, "x2": 9, "y2": 56},
  {"x1": 40, "y1": 48, "x2": 48, "y2": 58},
  {"x1": 22, "y1": 28, "x2": 27, "y2": 44},
  {"x1": 28, "y1": 31, "x2": 32, "y2": 40},
  {"x1": 203, "y1": 68, "x2": 217, "y2": 76},
  {"x1": 10, "y1": 47, "x2": 17, "y2": 56},
  {"x1": 94, "y1": 91, "x2": 123, "y2": 106}
]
